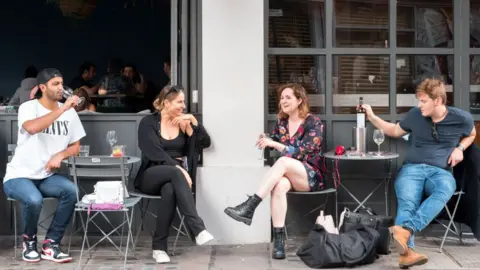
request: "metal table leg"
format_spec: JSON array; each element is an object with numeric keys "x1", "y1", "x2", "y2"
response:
[{"x1": 384, "y1": 159, "x2": 393, "y2": 216}]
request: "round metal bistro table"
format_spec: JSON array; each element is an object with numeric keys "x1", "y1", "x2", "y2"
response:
[{"x1": 324, "y1": 151, "x2": 399, "y2": 216}]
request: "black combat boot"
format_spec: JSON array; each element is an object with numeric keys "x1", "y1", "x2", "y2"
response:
[
  {"x1": 272, "y1": 227, "x2": 286, "y2": 259},
  {"x1": 224, "y1": 194, "x2": 262, "y2": 226}
]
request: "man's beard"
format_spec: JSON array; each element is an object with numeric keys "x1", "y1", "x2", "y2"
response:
[{"x1": 46, "y1": 90, "x2": 61, "y2": 101}]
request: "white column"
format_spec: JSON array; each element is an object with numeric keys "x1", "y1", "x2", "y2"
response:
[{"x1": 196, "y1": 0, "x2": 270, "y2": 245}]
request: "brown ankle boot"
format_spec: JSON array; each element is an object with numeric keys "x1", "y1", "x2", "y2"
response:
[
  {"x1": 399, "y1": 249, "x2": 428, "y2": 269},
  {"x1": 389, "y1": 225, "x2": 411, "y2": 255}
]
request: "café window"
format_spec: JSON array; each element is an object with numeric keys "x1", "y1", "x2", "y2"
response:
[
  {"x1": 333, "y1": 55, "x2": 389, "y2": 114},
  {"x1": 334, "y1": 0, "x2": 389, "y2": 48},
  {"x1": 269, "y1": 0, "x2": 325, "y2": 48},
  {"x1": 397, "y1": 0, "x2": 454, "y2": 48}
]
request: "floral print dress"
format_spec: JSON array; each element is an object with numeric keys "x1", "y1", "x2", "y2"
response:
[{"x1": 271, "y1": 114, "x2": 326, "y2": 191}]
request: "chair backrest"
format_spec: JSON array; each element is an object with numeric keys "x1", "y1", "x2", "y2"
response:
[
  {"x1": 67, "y1": 156, "x2": 129, "y2": 202},
  {"x1": 7, "y1": 144, "x2": 16, "y2": 162}
]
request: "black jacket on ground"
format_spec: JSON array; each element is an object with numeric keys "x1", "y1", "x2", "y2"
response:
[
  {"x1": 134, "y1": 112, "x2": 211, "y2": 193},
  {"x1": 451, "y1": 144, "x2": 480, "y2": 240}
]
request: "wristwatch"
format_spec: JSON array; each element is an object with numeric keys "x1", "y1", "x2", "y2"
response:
[{"x1": 457, "y1": 143, "x2": 465, "y2": 151}]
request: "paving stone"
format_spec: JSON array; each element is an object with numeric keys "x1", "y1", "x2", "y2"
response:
[{"x1": 0, "y1": 236, "x2": 475, "y2": 269}]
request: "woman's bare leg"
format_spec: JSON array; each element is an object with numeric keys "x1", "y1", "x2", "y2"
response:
[
  {"x1": 256, "y1": 157, "x2": 310, "y2": 199},
  {"x1": 270, "y1": 159, "x2": 310, "y2": 227},
  {"x1": 271, "y1": 178, "x2": 291, "y2": 228},
  {"x1": 224, "y1": 157, "x2": 309, "y2": 227}
]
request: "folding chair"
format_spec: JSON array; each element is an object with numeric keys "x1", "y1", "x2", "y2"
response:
[
  {"x1": 129, "y1": 190, "x2": 193, "y2": 255},
  {"x1": 5, "y1": 144, "x2": 58, "y2": 258},
  {"x1": 435, "y1": 189, "x2": 465, "y2": 253},
  {"x1": 67, "y1": 156, "x2": 141, "y2": 269},
  {"x1": 9, "y1": 197, "x2": 58, "y2": 258}
]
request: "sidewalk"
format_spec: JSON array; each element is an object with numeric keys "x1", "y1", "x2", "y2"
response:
[{"x1": 0, "y1": 236, "x2": 478, "y2": 269}]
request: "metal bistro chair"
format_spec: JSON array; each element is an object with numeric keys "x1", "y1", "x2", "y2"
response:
[
  {"x1": 67, "y1": 156, "x2": 141, "y2": 269},
  {"x1": 129, "y1": 190, "x2": 193, "y2": 255},
  {"x1": 6, "y1": 144, "x2": 57, "y2": 258},
  {"x1": 433, "y1": 172, "x2": 469, "y2": 253}
]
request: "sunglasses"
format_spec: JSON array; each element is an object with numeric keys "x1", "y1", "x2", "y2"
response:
[
  {"x1": 431, "y1": 121, "x2": 440, "y2": 142},
  {"x1": 165, "y1": 85, "x2": 183, "y2": 97}
]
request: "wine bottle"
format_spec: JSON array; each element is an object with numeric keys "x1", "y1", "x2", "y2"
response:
[{"x1": 357, "y1": 97, "x2": 365, "y2": 128}]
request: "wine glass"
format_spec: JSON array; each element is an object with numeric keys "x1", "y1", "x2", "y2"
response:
[
  {"x1": 106, "y1": 130, "x2": 117, "y2": 152},
  {"x1": 373, "y1": 129, "x2": 385, "y2": 156},
  {"x1": 257, "y1": 133, "x2": 270, "y2": 160},
  {"x1": 62, "y1": 86, "x2": 85, "y2": 106}
]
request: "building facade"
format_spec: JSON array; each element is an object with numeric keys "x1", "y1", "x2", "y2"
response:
[{"x1": 194, "y1": 0, "x2": 480, "y2": 245}]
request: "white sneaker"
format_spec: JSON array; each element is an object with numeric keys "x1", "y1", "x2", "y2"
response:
[
  {"x1": 196, "y1": 230, "x2": 214, "y2": 245},
  {"x1": 152, "y1": 250, "x2": 170, "y2": 263}
]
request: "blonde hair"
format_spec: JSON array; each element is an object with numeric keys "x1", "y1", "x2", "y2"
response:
[
  {"x1": 416, "y1": 78, "x2": 447, "y2": 104},
  {"x1": 153, "y1": 85, "x2": 184, "y2": 112},
  {"x1": 277, "y1": 83, "x2": 310, "y2": 119}
]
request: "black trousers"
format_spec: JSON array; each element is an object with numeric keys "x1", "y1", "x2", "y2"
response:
[{"x1": 138, "y1": 165, "x2": 206, "y2": 251}]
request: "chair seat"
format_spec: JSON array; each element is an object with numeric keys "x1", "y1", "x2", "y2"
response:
[
  {"x1": 8, "y1": 197, "x2": 57, "y2": 201},
  {"x1": 128, "y1": 189, "x2": 162, "y2": 199},
  {"x1": 75, "y1": 197, "x2": 142, "y2": 210},
  {"x1": 288, "y1": 188, "x2": 336, "y2": 195}
]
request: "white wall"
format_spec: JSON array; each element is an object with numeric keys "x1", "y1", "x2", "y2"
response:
[{"x1": 197, "y1": 0, "x2": 271, "y2": 245}]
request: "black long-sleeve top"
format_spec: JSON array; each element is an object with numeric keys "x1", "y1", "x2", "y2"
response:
[{"x1": 134, "y1": 112, "x2": 211, "y2": 190}]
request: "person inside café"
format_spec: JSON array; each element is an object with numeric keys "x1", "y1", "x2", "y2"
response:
[
  {"x1": 3, "y1": 68, "x2": 86, "y2": 263},
  {"x1": 73, "y1": 88, "x2": 96, "y2": 113},
  {"x1": 134, "y1": 85, "x2": 214, "y2": 264},
  {"x1": 360, "y1": 78, "x2": 476, "y2": 268},
  {"x1": 69, "y1": 62, "x2": 98, "y2": 95},
  {"x1": 9, "y1": 65, "x2": 38, "y2": 106},
  {"x1": 224, "y1": 83, "x2": 327, "y2": 260},
  {"x1": 122, "y1": 63, "x2": 146, "y2": 94}
]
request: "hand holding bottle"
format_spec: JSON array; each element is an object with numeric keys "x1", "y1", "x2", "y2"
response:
[{"x1": 357, "y1": 103, "x2": 374, "y2": 120}]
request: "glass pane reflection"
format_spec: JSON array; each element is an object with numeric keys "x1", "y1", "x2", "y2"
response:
[{"x1": 397, "y1": 0, "x2": 453, "y2": 48}]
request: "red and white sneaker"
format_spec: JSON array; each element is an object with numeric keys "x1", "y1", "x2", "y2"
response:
[
  {"x1": 41, "y1": 239, "x2": 72, "y2": 263},
  {"x1": 22, "y1": 235, "x2": 40, "y2": 263}
]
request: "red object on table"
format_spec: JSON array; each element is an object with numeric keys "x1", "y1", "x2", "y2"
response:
[{"x1": 335, "y1": 145, "x2": 345, "y2": 155}]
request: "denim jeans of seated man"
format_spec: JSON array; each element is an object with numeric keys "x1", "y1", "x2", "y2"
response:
[
  {"x1": 394, "y1": 163, "x2": 456, "y2": 248},
  {"x1": 3, "y1": 175, "x2": 77, "y2": 243}
]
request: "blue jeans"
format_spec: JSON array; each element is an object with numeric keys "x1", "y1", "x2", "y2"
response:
[
  {"x1": 394, "y1": 164, "x2": 456, "y2": 248},
  {"x1": 3, "y1": 174, "x2": 77, "y2": 243}
]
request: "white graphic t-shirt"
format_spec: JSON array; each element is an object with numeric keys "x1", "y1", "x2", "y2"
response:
[{"x1": 4, "y1": 99, "x2": 86, "y2": 182}]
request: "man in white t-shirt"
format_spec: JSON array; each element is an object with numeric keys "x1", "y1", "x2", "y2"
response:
[{"x1": 3, "y1": 69, "x2": 86, "y2": 263}]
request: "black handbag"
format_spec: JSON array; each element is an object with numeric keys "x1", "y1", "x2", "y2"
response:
[{"x1": 340, "y1": 208, "x2": 393, "y2": 255}]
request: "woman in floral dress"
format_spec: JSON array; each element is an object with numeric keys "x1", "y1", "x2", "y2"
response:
[{"x1": 224, "y1": 83, "x2": 326, "y2": 260}]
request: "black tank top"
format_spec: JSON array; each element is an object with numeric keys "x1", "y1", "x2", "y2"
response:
[{"x1": 160, "y1": 130, "x2": 187, "y2": 159}]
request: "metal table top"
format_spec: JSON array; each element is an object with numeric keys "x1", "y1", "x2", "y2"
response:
[{"x1": 324, "y1": 151, "x2": 399, "y2": 161}]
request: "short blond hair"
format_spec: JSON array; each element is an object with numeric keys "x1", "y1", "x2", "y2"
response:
[{"x1": 416, "y1": 78, "x2": 447, "y2": 104}]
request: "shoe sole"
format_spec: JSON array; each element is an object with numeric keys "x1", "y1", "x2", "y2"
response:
[
  {"x1": 23, "y1": 257, "x2": 40, "y2": 263},
  {"x1": 272, "y1": 254, "x2": 286, "y2": 260},
  {"x1": 389, "y1": 227, "x2": 408, "y2": 255},
  {"x1": 399, "y1": 257, "x2": 428, "y2": 269},
  {"x1": 41, "y1": 254, "x2": 73, "y2": 263},
  {"x1": 224, "y1": 208, "x2": 252, "y2": 226}
]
